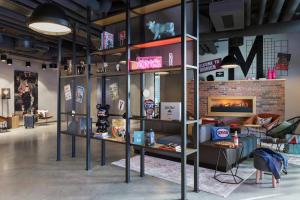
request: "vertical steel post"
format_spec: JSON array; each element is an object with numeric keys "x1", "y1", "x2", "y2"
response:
[
  {"x1": 181, "y1": 0, "x2": 187, "y2": 199},
  {"x1": 125, "y1": 0, "x2": 131, "y2": 183},
  {"x1": 193, "y1": 0, "x2": 200, "y2": 193},
  {"x1": 71, "y1": 23, "x2": 77, "y2": 158},
  {"x1": 140, "y1": 73, "x2": 145, "y2": 177},
  {"x1": 101, "y1": 76, "x2": 106, "y2": 166},
  {"x1": 86, "y1": 7, "x2": 92, "y2": 171},
  {"x1": 57, "y1": 38, "x2": 62, "y2": 161}
]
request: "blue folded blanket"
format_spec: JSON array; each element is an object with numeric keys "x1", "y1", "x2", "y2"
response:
[{"x1": 254, "y1": 148, "x2": 288, "y2": 179}]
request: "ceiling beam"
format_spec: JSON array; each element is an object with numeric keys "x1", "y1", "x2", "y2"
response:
[
  {"x1": 245, "y1": 0, "x2": 251, "y2": 26},
  {"x1": 258, "y1": 0, "x2": 267, "y2": 25},
  {"x1": 281, "y1": 0, "x2": 300, "y2": 22},
  {"x1": 268, "y1": 0, "x2": 285, "y2": 23}
]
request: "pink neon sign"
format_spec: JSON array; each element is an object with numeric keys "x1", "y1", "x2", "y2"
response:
[{"x1": 131, "y1": 56, "x2": 162, "y2": 71}]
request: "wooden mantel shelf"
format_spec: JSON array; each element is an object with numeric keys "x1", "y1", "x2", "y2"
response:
[{"x1": 200, "y1": 79, "x2": 286, "y2": 83}]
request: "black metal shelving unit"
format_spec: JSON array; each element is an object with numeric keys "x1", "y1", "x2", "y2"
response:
[{"x1": 57, "y1": 0, "x2": 200, "y2": 199}]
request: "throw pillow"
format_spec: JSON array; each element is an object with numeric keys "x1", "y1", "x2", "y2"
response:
[
  {"x1": 257, "y1": 116, "x2": 272, "y2": 125},
  {"x1": 211, "y1": 126, "x2": 231, "y2": 141}
]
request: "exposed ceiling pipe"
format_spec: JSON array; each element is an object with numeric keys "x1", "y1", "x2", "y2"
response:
[
  {"x1": 268, "y1": 0, "x2": 285, "y2": 23},
  {"x1": 281, "y1": 0, "x2": 300, "y2": 22},
  {"x1": 245, "y1": 0, "x2": 252, "y2": 26},
  {"x1": 200, "y1": 19, "x2": 300, "y2": 41},
  {"x1": 257, "y1": 0, "x2": 267, "y2": 25}
]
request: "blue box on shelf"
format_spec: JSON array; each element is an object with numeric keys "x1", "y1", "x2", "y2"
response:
[{"x1": 133, "y1": 131, "x2": 145, "y2": 145}]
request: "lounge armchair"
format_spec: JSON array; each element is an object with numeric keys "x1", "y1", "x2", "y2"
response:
[
  {"x1": 243, "y1": 113, "x2": 280, "y2": 145},
  {"x1": 261, "y1": 116, "x2": 300, "y2": 151}
]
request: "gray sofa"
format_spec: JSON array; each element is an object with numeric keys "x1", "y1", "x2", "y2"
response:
[{"x1": 155, "y1": 124, "x2": 257, "y2": 172}]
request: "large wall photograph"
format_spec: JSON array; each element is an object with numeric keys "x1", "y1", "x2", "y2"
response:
[{"x1": 14, "y1": 70, "x2": 38, "y2": 114}]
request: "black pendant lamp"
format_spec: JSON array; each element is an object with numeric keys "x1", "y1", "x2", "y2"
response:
[
  {"x1": 28, "y1": 3, "x2": 72, "y2": 36},
  {"x1": 221, "y1": 55, "x2": 240, "y2": 69}
]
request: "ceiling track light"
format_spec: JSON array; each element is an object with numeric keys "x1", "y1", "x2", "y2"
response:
[
  {"x1": 42, "y1": 64, "x2": 47, "y2": 70},
  {"x1": 7, "y1": 58, "x2": 12, "y2": 66},
  {"x1": 26, "y1": 61, "x2": 31, "y2": 68},
  {"x1": 28, "y1": 3, "x2": 72, "y2": 36},
  {"x1": 1, "y1": 54, "x2": 7, "y2": 62}
]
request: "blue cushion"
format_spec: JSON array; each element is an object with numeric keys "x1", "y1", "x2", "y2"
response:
[{"x1": 211, "y1": 126, "x2": 231, "y2": 141}]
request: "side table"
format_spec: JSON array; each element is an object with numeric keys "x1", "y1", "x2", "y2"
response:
[{"x1": 213, "y1": 143, "x2": 244, "y2": 184}]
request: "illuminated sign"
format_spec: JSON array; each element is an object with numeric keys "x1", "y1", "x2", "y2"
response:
[{"x1": 131, "y1": 56, "x2": 162, "y2": 71}]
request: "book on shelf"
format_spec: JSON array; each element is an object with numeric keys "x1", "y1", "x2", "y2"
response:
[
  {"x1": 94, "y1": 132, "x2": 110, "y2": 139},
  {"x1": 101, "y1": 31, "x2": 114, "y2": 50},
  {"x1": 158, "y1": 143, "x2": 181, "y2": 152}
]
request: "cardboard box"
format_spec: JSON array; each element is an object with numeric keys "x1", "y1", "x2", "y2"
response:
[
  {"x1": 160, "y1": 102, "x2": 181, "y2": 121},
  {"x1": 7, "y1": 115, "x2": 19, "y2": 129}
]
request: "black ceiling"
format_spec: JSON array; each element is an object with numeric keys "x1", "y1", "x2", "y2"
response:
[{"x1": 0, "y1": 0, "x2": 300, "y2": 60}]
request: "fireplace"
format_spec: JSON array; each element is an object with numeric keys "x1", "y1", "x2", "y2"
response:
[{"x1": 208, "y1": 96, "x2": 256, "y2": 117}]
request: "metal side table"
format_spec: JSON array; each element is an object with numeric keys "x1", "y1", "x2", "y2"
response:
[{"x1": 213, "y1": 143, "x2": 244, "y2": 184}]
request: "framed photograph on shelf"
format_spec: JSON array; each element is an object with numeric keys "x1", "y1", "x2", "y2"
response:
[{"x1": 76, "y1": 86, "x2": 84, "y2": 103}]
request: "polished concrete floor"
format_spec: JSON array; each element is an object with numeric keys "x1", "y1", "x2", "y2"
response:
[{"x1": 0, "y1": 124, "x2": 299, "y2": 200}]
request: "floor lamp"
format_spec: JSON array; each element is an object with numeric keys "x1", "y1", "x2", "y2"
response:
[{"x1": 1, "y1": 88, "x2": 11, "y2": 117}]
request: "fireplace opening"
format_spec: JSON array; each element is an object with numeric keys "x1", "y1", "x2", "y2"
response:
[{"x1": 208, "y1": 96, "x2": 256, "y2": 117}]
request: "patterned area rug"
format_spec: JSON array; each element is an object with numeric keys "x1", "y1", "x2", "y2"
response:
[{"x1": 112, "y1": 155, "x2": 255, "y2": 198}]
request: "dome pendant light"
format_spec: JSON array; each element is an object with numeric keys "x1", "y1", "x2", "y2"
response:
[
  {"x1": 28, "y1": 3, "x2": 72, "y2": 36},
  {"x1": 220, "y1": 55, "x2": 240, "y2": 69}
]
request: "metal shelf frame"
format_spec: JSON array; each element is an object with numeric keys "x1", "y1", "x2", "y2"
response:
[{"x1": 57, "y1": 1, "x2": 200, "y2": 199}]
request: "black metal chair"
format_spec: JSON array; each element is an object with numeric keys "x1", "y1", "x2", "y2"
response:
[{"x1": 261, "y1": 116, "x2": 300, "y2": 152}]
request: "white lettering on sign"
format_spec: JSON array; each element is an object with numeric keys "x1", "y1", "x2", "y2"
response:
[{"x1": 199, "y1": 58, "x2": 222, "y2": 73}]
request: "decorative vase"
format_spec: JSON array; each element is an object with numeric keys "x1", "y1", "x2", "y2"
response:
[
  {"x1": 267, "y1": 67, "x2": 272, "y2": 79},
  {"x1": 272, "y1": 67, "x2": 277, "y2": 79}
]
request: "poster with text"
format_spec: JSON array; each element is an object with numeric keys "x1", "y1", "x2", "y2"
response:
[{"x1": 14, "y1": 70, "x2": 38, "y2": 114}]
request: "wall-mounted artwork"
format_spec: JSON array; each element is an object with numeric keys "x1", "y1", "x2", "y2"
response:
[
  {"x1": 14, "y1": 70, "x2": 38, "y2": 114},
  {"x1": 1, "y1": 88, "x2": 11, "y2": 99}
]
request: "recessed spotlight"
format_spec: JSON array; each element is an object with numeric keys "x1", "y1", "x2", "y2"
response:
[{"x1": 42, "y1": 64, "x2": 47, "y2": 70}]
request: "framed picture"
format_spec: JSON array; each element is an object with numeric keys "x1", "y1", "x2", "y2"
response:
[
  {"x1": 1, "y1": 88, "x2": 11, "y2": 99},
  {"x1": 76, "y1": 86, "x2": 84, "y2": 103},
  {"x1": 64, "y1": 84, "x2": 72, "y2": 101},
  {"x1": 14, "y1": 70, "x2": 38, "y2": 113}
]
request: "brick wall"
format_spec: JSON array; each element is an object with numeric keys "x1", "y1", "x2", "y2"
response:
[{"x1": 187, "y1": 79, "x2": 285, "y2": 119}]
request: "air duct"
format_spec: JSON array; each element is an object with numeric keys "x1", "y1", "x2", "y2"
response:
[{"x1": 281, "y1": 0, "x2": 300, "y2": 22}]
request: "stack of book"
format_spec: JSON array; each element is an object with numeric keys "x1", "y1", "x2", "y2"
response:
[
  {"x1": 94, "y1": 132, "x2": 110, "y2": 139},
  {"x1": 159, "y1": 143, "x2": 181, "y2": 152}
]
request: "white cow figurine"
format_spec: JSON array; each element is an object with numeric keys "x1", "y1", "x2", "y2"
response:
[{"x1": 146, "y1": 21, "x2": 175, "y2": 40}]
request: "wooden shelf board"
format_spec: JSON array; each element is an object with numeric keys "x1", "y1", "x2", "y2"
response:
[
  {"x1": 131, "y1": 142, "x2": 197, "y2": 156},
  {"x1": 93, "y1": 0, "x2": 181, "y2": 26},
  {"x1": 91, "y1": 47, "x2": 126, "y2": 56},
  {"x1": 133, "y1": 0, "x2": 181, "y2": 14},
  {"x1": 130, "y1": 116, "x2": 181, "y2": 124},
  {"x1": 61, "y1": 131, "x2": 86, "y2": 138}
]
